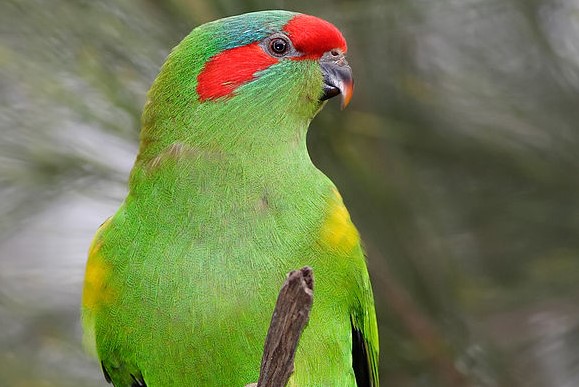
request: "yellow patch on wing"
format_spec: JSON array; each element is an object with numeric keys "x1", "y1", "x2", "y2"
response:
[
  {"x1": 82, "y1": 218, "x2": 115, "y2": 311},
  {"x1": 319, "y1": 188, "x2": 360, "y2": 252},
  {"x1": 81, "y1": 217, "x2": 115, "y2": 356}
]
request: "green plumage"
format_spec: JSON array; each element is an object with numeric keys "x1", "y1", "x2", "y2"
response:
[{"x1": 82, "y1": 10, "x2": 378, "y2": 386}]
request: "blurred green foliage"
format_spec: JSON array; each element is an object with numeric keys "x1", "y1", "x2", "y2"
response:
[{"x1": 1, "y1": 0, "x2": 579, "y2": 386}]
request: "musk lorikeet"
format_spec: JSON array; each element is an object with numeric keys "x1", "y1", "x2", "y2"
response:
[{"x1": 82, "y1": 10, "x2": 379, "y2": 386}]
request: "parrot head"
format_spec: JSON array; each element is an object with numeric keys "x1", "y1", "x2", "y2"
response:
[
  {"x1": 194, "y1": 11, "x2": 353, "y2": 109},
  {"x1": 138, "y1": 10, "x2": 352, "y2": 163}
]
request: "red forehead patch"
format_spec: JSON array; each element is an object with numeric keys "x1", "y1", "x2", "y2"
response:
[
  {"x1": 283, "y1": 14, "x2": 347, "y2": 59},
  {"x1": 197, "y1": 43, "x2": 277, "y2": 101}
]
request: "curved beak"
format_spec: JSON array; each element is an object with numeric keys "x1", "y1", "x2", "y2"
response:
[{"x1": 319, "y1": 51, "x2": 354, "y2": 109}]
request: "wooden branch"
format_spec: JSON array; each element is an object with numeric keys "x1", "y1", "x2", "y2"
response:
[{"x1": 246, "y1": 266, "x2": 314, "y2": 387}]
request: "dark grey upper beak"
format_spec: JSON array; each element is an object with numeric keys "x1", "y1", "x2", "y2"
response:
[{"x1": 319, "y1": 51, "x2": 354, "y2": 109}]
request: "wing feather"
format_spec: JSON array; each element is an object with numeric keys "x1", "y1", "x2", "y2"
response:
[{"x1": 351, "y1": 270, "x2": 379, "y2": 386}]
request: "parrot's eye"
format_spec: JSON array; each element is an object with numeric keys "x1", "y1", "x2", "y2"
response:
[
  {"x1": 269, "y1": 37, "x2": 290, "y2": 56},
  {"x1": 270, "y1": 38, "x2": 288, "y2": 54},
  {"x1": 261, "y1": 33, "x2": 296, "y2": 58}
]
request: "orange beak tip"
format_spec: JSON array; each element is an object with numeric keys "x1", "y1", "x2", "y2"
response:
[{"x1": 340, "y1": 82, "x2": 354, "y2": 110}]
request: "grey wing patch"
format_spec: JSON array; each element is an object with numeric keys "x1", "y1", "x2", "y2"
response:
[
  {"x1": 131, "y1": 374, "x2": 147, "y2": 387},
  {"x1": 100, "y1": 361, "x2": 147, "y2": 387},
  {"x1": 101, "y1": 361, "x2": 112, "y2": 384},
  {"x1": 351, "y1": 317, "x2": 372, "y2": 387}
]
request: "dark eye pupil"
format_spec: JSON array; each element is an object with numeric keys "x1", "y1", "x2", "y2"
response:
[{"x1": 271, "y1": 39, "x2": 288, "y2": 54}]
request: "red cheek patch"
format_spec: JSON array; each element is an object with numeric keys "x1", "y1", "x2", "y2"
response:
[
  {"x1": 284, "y1": 14, "x2": 347, "y2": 60},
  {"x1": 197, "y1": 43, "x2": 278, "y2": 101}
]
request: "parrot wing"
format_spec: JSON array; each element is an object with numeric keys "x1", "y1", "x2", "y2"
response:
[
  {"x1": 82, "y1": 217, "x2": 149, "y2": 387},
  {"x1": 351, "y1": 271, "x2": 380, "y2": 387}
]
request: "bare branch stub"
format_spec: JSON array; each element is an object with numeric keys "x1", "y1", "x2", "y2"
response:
[{"x1": 254, "y1": 266, "x2": 314, "y2": 387}]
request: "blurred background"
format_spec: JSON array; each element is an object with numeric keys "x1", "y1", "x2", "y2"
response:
[{"x1": 2, "y1": 0, "x2": 579, "y2": 385}]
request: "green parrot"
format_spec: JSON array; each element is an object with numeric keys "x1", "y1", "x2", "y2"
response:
[{"x1": 82, "y1": 10, "x2": 379, "y2": 386}]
